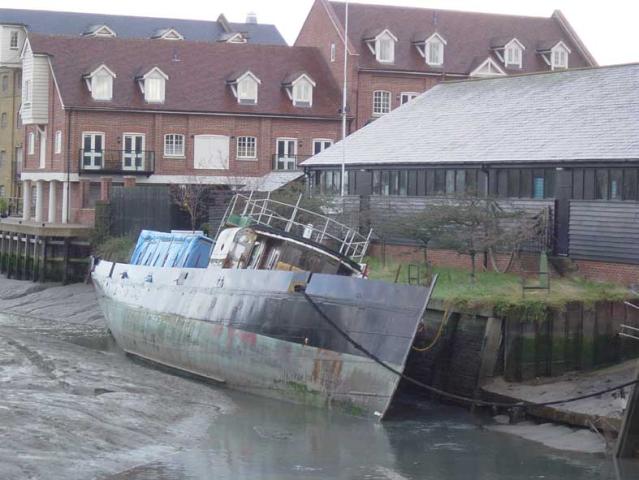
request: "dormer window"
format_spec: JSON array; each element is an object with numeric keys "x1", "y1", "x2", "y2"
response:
[
  {"x1": 551, "y1": 42, "x2": 570, "y2": 69},
  {"x1": 226, "y1": 33, "x2": 247, "y2": 44},
  {"x1": 83, "y1": 25, "x2": 116, "y2": 38},
  {"x1": 227, "y1": 71, "x2": 260, "y2": 105},
  {"x1": 365, "y1": 29, "x2": 397, "y2": 64},
  {"x1": 415, "y1": 33, "x2": 447, "y2": 67},
  {"x1": 152, "y1": 28, "x2": 184, "y2": 41},
  {"x1": 137, "y1": 67, "x2": 168, "y2": 103},
  {"x1": 83, "y1": 65, "x2": 116, "y2": 101},
  {"x1": 283, "y1": 73, "x2": 316, "y2": 108},
  {"x1": 504, "y1": 39, "x2": 525, "y2": 68}
]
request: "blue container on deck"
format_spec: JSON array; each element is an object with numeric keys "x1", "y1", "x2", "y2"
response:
[{"x1": 130, "y1": 230, "x2": 213, "y2": 268}]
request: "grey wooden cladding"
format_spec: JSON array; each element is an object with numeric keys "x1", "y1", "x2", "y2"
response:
[{"x1": 569, "y1": 201, "x2": 639, "y2": 264}]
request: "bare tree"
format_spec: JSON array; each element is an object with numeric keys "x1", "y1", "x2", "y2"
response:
[{"x1": 170, "y1": 178, "x2": 211, "y2": 232}]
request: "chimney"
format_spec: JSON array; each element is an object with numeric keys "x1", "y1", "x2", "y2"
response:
[{"x1": 246, "y1": 12, "x2": 257, "y2": 24}]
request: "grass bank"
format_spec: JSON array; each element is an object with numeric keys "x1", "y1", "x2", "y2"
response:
[
  {"x1": 93, "y1": 236, "x2": 136, "y2": 263},
  {"x1": 366, "y1": 257, "x2": 634, "y2": 312}
]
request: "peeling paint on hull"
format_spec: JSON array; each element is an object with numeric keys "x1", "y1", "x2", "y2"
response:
[{"x1": 92, "y1": 261, "x2": 429, "y2": 419}]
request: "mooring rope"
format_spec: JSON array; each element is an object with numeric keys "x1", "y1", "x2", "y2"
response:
[
  {"x1": 301, "y1": 290, "x2": 639, "y2": 409},
  {"x1": 411, "y1": 308, "x2": 451, "y2": 352}
]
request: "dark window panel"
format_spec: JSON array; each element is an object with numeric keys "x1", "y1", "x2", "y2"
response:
[
  {"x1": 583, "y1": 168, "x2": 595, "y2": 200},
  {"x1": 372, "y1": 170, "x2": 381, "y2": 195},
  {"x1": 455, "y1": 169, "x2": 466, "y2": 194},
  {"x1": 434, "y1": 169, "x2": 445, "y2": 195},
  {"x1": 399, "y1": 170, "x2": 408, "y2": 196},
  {"x1": 417, "y1": 170, "x2": 426, "y2": 196},
  {"x1": 497, "y1": 170, "x2": 508, "y2": 198},
  {"x1": 508, "y1": 169, "x2": 520, "y2": 198},
  {"x1": 610, "y1": 169, "x2": 622, "y2": 200},
  {"x1": 544, "y1": 169, "x2": 556, "y2": 199},
  {"x1": 477, "y1": 170, "x2": 488, "y2": 196},
  {"x1": 382, "y1": 170, "x2": 390, "y2": 196},
  {"x1": 520, "y1": 169, "x2": 532, "y2": 198},
  {"x1": 445, "y1": 169, "x2": 455, "y2": 194},
  {"x1": 408, "y1": 170, "x2": 418, "y2": 196},
  {"x1": 572, "y1": 168, "x2": 584, "y2": 200},
  {"x1": 623, "y1": 168, "x2": 637, "y2": 200},
  {"x1": 595, "y1": 169, "x2": 608, "y2": 200},
  {"x1": 465, "y1": 169, "x2": 478, "y2": 195},
  {"x1": 390, "y1": 171, "x2": 399, "y2": 195}
]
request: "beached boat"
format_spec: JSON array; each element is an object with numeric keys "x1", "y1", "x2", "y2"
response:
[{"x1": 92, "y1": 193, "x2": 434, "y2": 419}]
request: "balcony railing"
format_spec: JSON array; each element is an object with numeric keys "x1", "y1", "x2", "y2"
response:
[
  {"x1": 79, "y1": 149, "x2": 155, "y2": 175},
  {"x1": 271, "y1": 155, "x2": 311, "y2": 171}
]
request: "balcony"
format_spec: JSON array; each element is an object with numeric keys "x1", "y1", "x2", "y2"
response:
[
  {"x1": 271, "y1": 155, "x2": 310, "y2": 171},
  {"x1": 79, "y1": 149, "x2": 155, "y2": 175}
]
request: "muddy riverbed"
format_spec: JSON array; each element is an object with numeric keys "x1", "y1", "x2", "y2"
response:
[{"x1": 0, "y1": 279, "x2": 638, "y2": 479}]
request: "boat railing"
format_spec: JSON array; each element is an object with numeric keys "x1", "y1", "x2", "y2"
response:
[{"x1": 217, "y1": 192, "x2": 373, "y2": 262}]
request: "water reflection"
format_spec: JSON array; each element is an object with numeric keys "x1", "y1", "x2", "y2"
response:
[{"x1": 106, "y1": 390, "x2": 639, "y2": 480}]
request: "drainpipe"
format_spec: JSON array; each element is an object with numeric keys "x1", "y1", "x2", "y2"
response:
[{"x1": 64, "y1": 108, "x2": 72, "y2": 224}]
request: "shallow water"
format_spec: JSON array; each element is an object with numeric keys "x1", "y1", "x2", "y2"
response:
[{"x1": 106, "y1": 390, "x2": 639, "y2": 480}]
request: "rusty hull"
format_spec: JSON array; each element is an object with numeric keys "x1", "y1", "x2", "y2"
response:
[{"x1": 92, "y1": 261, "x2": 429, "y2": 419}]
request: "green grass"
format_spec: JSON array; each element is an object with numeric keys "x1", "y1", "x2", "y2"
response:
[{"x1": 365, "y1": 257, "x2": 635, "y2": 312}]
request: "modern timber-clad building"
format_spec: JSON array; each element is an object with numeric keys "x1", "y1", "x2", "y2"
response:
[
  {"x1": 295, "y1": 0, "x2": 596, "y2": 131},
  {"x1": 302, "y1": 64, "x2": 639, "y2": 284},
  {"x1": 0, "y1": 7, "x2": 286, "y2": 200}
]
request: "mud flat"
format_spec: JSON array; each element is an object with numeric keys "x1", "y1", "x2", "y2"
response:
[{"x1": 0, "y1": 278, "x2": 233, "y2": 480}]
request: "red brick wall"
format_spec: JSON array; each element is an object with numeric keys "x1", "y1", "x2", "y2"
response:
[
  {"x1": 368, "y1": 243, "x2": 639, "y2": 286},
  {"x1": 355, "y1": 72, "x2": 442, "y2": 129},
  {"x1": 574, "y1": 259, "x2": 639, "y2": 286}
]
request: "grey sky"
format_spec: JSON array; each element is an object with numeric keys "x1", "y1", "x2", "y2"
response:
[{"x1": 5, "y1": 0, "x2": 635, "y2": 65}]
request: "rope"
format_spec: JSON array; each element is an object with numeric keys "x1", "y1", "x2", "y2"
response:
[
  {"x1": 411, "y1": 308, "x2": 451, "y2": 352},
  {"x1": 301, "y1": 290, "x2": 639, "y2": 409}
]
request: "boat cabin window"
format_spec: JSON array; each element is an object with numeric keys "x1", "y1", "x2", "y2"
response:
[
  {"x1": 247, "y1": 241, "x2": 265, "y2": 269},
  {"x1": 265, "y1": 249, "x2": 281, "y2": 270}
]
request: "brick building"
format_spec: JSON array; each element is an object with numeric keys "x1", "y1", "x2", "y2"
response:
[
  {"x1": 20, "y1": 34, "x2": 342, "y2": 225},
  {"x1": 0, "y1": 7, "x2": 285, "y2": 200},
  {"x1": 295, "y1": 0, "x2": 596, "y2": 130}
]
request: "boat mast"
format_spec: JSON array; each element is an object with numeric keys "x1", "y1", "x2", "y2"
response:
[{"x1": 340, "y1": 0, "x2": 349, "y2": 197}]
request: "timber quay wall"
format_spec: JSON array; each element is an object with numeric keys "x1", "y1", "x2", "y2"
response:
[
  {"x1": 405, "y1": 299, "x2": 639, "y2": 401},
  {"x1": 0, "y1": 218, "x2": 92, "y2": 283}
]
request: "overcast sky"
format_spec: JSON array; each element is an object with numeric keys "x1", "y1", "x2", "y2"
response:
[{"x1": 5, "y1": 0, "x2": 636, "y2": 65}]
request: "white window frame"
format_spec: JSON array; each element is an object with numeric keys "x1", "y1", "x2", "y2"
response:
[
  {"x1": 292, "y1": 77, "x2": 314, "y2": 107},
  {"x1": 81, "y1": 132, "x2": 105, "y2": 170},
  {"x1": 237, "y1": 75, "x2": 259, "y2": 104},
  {"x1": 23, "y1": 79, "x2": 32, "y2": 104},
  {"x1": 164, "y1": 134, "x2": 185, "y2": 157},
  {"x1": 551, "y1": 43, "x2": 570, "y2": 70},
  {"x1": 236, "y1": 136, "x2": 257, "y2": 160},
  {"x1": 92, "y1": 74, "x2": 113, "y2": 101},
  {"x1": 313, "y1": 139, "x2": 333, "y2": 155},
  {"x1": 426, "y1": 38, "x2": 444, "y2": 66},
  {"x1": 372, "y1": 90, "x2": 391, "y2": 116},
  {"x1": 400, "y1": 92, "x2": 419, "y2": 105},
  {"x1": 275, "y1": 137, "x2": 297, "y2": 170},
  {"x1": 330, "y1": 43, "x2": 336, "y2": 62},
  {"x1": 504, "y1": 39, "x2": 524, "y2": 69},
  {"x1": 145, "y1": 77, "x2": 164, "y2": 103},
  {"x1": 9, "y1": 30, "x2": 19, "y2": 50},
  {"x1": 375, "y1": 32, "x2": 395, "y2": 63},
  {"x1": 55, "y1": 130, "x2": 62, "y2": 154},
  {"x1": 27, "y1": 132, "x2": 35, "y2": 155},
  {"x1": 122, "y1": 133, "x2": 146, "y2": 171}
]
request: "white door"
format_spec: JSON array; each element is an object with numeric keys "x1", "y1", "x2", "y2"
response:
[
  {"x1": 123, "y1": 134, "x2": 145, "y2": 171},
  {"x1": 194, "y1": 135, "x2": 230, "y2": 170},
  {"x1": 81, "y1": 133, "x2": 104, "y2": 170},
  {"x1": 276, "y1": 138, "x2": 297, "y2": 170}
]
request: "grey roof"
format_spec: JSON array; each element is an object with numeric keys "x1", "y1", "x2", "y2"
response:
[
  {"x1": 0, "y1": 8, "x2": 286, "y2": 45},
  {"x1": 301, "y1": 64, "x2": 639, "y2": 168}
]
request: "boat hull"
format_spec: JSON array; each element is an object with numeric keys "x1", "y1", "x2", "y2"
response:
[{"x1": 92, "y1": 261, "x2": 430, "y2": 418}]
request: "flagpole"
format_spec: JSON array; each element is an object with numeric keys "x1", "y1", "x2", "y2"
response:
[{"x1": 340, "y1": 0, "x2": 349, "y2": 197}]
